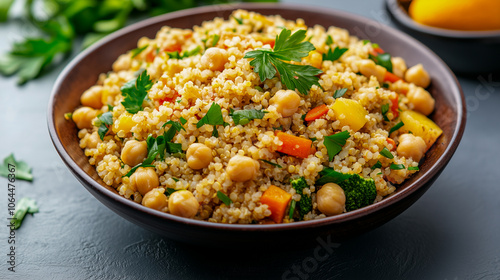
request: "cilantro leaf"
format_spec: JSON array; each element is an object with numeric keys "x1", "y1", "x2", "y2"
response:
[
  {"x1": 244, "y1": 28, "x2": 322, "y2": 95},
  {"x1": 323, "y1": 131, "x2": 350, "y2": 161},
  {"x1": 322, "y1": 46, "x2": 348, "y2": 62},
  {"x1": 333, "y1": 88, "x2": 347, "y2": 98},
  {"x1": 12, "y1": 197, "x2": 39, "y2": 229},
  {"x1": 381, "y1": 104, "x2": 390, "y2": 121},
  {"x1": 369, "y1": 53, "x2": 393, "y2": 73},
  {"x1": 390, "y1": 163, "x2": 405, "y2": 170},
  {"x1": 371, "y1": 160, "x2": 382, "y2": 169},
  {"x1": 315, "y1": 167, "x2": 352, "y2": 186},
  {"x1": 217, "y1": 191, "x2": 232, "y2": 206},
  {"x1": 0, "y1": 154, "x2": 33, "y2": 182},
  {"x1": 196, "y1": 102, "x2": 227, "y2": 137},
  {"x1": 230, "y1": 109, "x2": 267, "y2": 125},
  {"x1": 131, "y1": 44, "x2": 148, "y2": 58},
  {"x1": 96, "y1": 111, "x2": 113, "y2": 140},
  {"x1": 121, "y1": 70, "x2": 153, "y2": 114},
  {"x1": 259, "y1": 159, "x2": 282, "y2": 168},
  {"x1": 380, "y1": 147, "x2": 394, "y2": 159},
  {"x1": 389, "y1": 121, "x2": 404, "y2": 135},
  {"x1": 162, "y1": 120, "x2": 186, "y2": 142}
]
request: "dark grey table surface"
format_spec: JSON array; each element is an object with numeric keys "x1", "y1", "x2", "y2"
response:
[{"x1": 1, "y1": 0, "x2": 499, "y2": 279}]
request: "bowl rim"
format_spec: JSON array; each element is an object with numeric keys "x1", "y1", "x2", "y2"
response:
[
  {"x1": 48, "y1": 2, "x2": 466, "y2": 232},
  {"x1": 386, "y1": 0, "x2": 500, "y2": 39}
]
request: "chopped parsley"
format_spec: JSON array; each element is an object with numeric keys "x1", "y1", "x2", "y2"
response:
[
  {"x1": 289, "y1": 199, "x2": 297, "y2": 220},
  {"x1": 171, "y1": 177, "x2": 180, "y2": 182},
  {"x1": 315, "y1": 167, "x2": 352, "y2": 186},
  {"x1": 230, "y1": 108, "x2": 267, "y2": 125},
  {"x1": 369, "y1": 52, "x2": 393, "y2": 73},
  {"x1": 389, "y1": 120, "x2": 404, "y2": 135},
  {"x1": 166, "y1": 188, "x2": 178, "y2": 195},
  {"x1": 333, "y1": 88, "x2": 347, "y2": 98},
  {"x1": 323, "y1": 130, "x2": 350, "y2": 161},
  {"x1": 371, "y1": 160, "x2": 382, "y2": 169},
  {"x1": 259, "y1": 159, "x2": 282, "y2": 168},
  {"x1": 390, "y1": 163, "x2": 405, "y2": 170},
  {"x1": 64, "y1": 112, "x2": 72, "y2": 120},
  {"x1": 408, "y1": 166, "x2": 419, "y2": 171},
  {"x1": 322, "y1": 46, "x2": 348, "y2": 62},
  {"x1": 381, "y1": 104, "x2": 389, "y2": 121},
  {"x1": 380, "y1": 147, "x2": 394, "y2": 159},
  {"x1": 244, "y1": 28, "x2": 323, "y2": 95},
  {"x1": 217, "y1": 191, "x2": 232, "y2": 206},
  {"x1": 325, "y1": 35, "x2": 333, "y2": 45},
  {"x1": 96, "y1": 111, "x2": 113, "y2": 140},
  {"x1": 130, "y1": 44, "x2": 148, "y2": 58},
  {"x1": 121, "y1": 70, "x2": 153, "y2": 114},
  {"x1": 196, "y1": 102, "x2": 228, "y2": 137},
  {"x1": 232, "y1": 16, "x2": 243, "y2": 25},
  {"x1": 202, "y1": 34, "x2": 220, "y2": 48},
  {"x1": 362, "y1": 39, "x2": 370, "y2": 45},
  {"x1": 254, "y1": 85, "x2": 264, "y2": 92},
  {"x1": 162, "y1": 120, "x2": 185, "y2": 156},
  {"x1": 0, "y1": 153, "x2": 33, "y2": 182},
  {"x1": 166, "y1": 46, "x2": 202, "y2": 59},
  {"x1": 12, "y1": 197, "x2": 39, "y2": 229}
]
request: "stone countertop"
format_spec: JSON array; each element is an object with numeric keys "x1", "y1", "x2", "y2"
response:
[{"x1": 1, "y1": 0, "x2": 499, "y2": 279}]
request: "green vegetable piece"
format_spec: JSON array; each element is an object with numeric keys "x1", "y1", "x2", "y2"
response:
[
  {"x1": 325, "y1": 35, "x2": 333, "y2": 45},
  {"x1": 12, "y1": 197, "x2": 39, "y2": 229},
  {"x1": 339, "y1": 174, "x2": 377, "y2": 212},
  {"x1": 0, "y1": 154, "x2": 33, "y2": 182},
  {"x1": 131, "y1": 45, "x2": 148, "y2": 58},
  {"x1": 196, "y1": 102, "x2": 228, "y2": 137},
  {"x1": 97, "y1": 111, "x2": 113, "y2": 140},
  {"x1": 290, "y1": 177, "x2": 313, "y2": 219},
  {"x1": 390, "y1": 163, "x2": 405, "y2": 170},
  {"x1": 0, "y1": 0, "x2": 14, "y2": 22},
  {"x1": 121, "y1": 70, "x2": 153, "y2": 114},
  {"x1": 381, "y1": 104, "x2": 390, "y2": 121},
  {"x1": 408, "y1": 166, "x2": 419, "y2": 171},
  {"x1": 166, "y1": 188, "x2": 178, "y2": 195},
  {"x1": 315, "y1": 167, "x2": 352, "y2": 186},
  {"x1": 322, "y1": 46, "x2": 348, "y2": 62},
  {"x1": 333, "y1": 88, "x2": 347, "y2": 98},
  {"x1": 259, "y1": 159, "x2": 282, "y2": 168},
  {"x1": 230, "y1": 108, "x2": 267, "y2": 125},
  {"x1": 232, "y1": 16, "x2": 243, "y2": 25},
  {"x1": 380, "y1": 147, "x2": 394, "y2": 159},
  {"x1": 288, "y1": 199, "x2": 297, "y2": 220},
  {"x1": 371, "y1": 160, "x2": 382, "y2": 169},
  {"x1": 323, "y1": 131, "x2": 350, "y2": 161},
  {"x1": 244, "y1": 28, "x2": 322, "y2": 95},
  {"x1": 369, "y1": 52, "x2": 393, "y2": 73},
  {"x1": 217, "y1": 191, "x2": 232, "y2": 206},
  {"x1": 389, "y1": 120, "x2": 404, "y2": 135}
]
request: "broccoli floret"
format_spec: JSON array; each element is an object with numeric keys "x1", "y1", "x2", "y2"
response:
[
  {"x1": 338, "y1": 174, "x2": 377, "y2": 212},
  {"x1": 290, "y1": 177, "x2": 313, "y2": 219}
]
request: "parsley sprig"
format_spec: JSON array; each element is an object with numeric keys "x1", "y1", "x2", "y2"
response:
[
  {"x1": 121, "y1": 70, "x2": 153, "y2": 114},
  {"x1": 0, "y1": 153, "x2": 33, "y2": 182},
  {"x1": 229, "y1": 108, "x2": 267, "y2": 125},
  {"x1": 196, "y1": 103, "x2": 228, "y2": 137},
  {"x1": 96, "y1": 111, "x2": 113, "y2": 140},
  {"x1": 323, "y1": 131, "x2": 350, "y2": 161},
  {"x1": 244, "y1": 28, "x2": 323, "y2": 95}
]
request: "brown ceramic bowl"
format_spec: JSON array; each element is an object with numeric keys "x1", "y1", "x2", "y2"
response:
[
  {"x1": 48, "y1": 3, "x2": 466, "y2": 247},
  {"x1": 386, "y1": 0, "x2": 500, "y2": 74}
]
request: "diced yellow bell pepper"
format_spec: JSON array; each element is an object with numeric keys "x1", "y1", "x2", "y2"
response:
[
  {"x1": 331, "y1": 98, "x2": 368, "y2": 132},
  {"x1": 400, "y1": 110, "x2": 443, "y2": 150},
  {"x1": 112, "y1": 113, "x2": 136, "y2": 134}
]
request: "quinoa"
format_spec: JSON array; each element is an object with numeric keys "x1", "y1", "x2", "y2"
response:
[{"x1": 73, "y1": 10, "x2": 437, "y2": 224}]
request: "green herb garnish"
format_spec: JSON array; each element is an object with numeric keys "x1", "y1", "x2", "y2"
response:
[
  {"x1": 121, "y1": 70, "x2": 153, "y2": 114},
  {"x1": 171, "y1": 177, "x2": 180, "y2": 182},
  {"x1": 322, "y1": 46, "x2": 348, "y2": 62},
  {"x1": 166, "y1": 45, "x2": 202, "y2": 59},
  {"x1": 232, "y1": 16, "x2": 243, "y2": 25},
  {"x1": 362, "y1": 40, "x2": 370, "y2": 45},
  {"x1": 244, "y1": 28, "x2": 323, "y2": 95},
  {"x1": 64, "y1": 112, "x2": 73, "y2": 120},
  {"x1": 371, "y1": 160, "x2": 382, "y2": 169},
  {"x1": 230, "y1": 108, "x2": 267, "y2": 125},
  {"x1": 390, "y1": 163, "x2": 405, "y2": 170},
  {"x1": 196, "y1": 102, "x2": 228, "y2": 137},
  {"x1": 380, "y1": 147, "x2": 394, "y2": 159},
  {"x1": 333, "y1": 88, "x2": 347, "y2": 98},
  {"x1": 96, "y1": 111, "x2": 113, "y2": 140},
  {"x1": 389, "y1": 120, "x2": 404, "y2": 135},
  {"x1": 325, "y1": 35, "x2": 333, "y2": 45},
  {"x1": 131, "y1": 45, "x2": 148, "y2": 58},
  {"x1": 259, "y1": 159, "x2": 282, "y2": 168},
  {"x1": 381, "y1": 104, "x2": 389, "y2": 121},
  {"x1": 0, "y1": 153, "x2": 33, "y2": 182},
  {"x1": 12, "y1": 197, "x2": 39, "y2": 229},
  {"x1": 289, "y1": 199, "x2": 297, "y2": 220},
  {"x1": 315, "y1": 167, "x2": 352, "y2": 186},
  {"x1": 217, "y1": 191, "x2": 232, "y2": 206},
  {"x1": 369, "y1": 52, "x2": 393, "y2": 73},
  {"x1": 408, "y1": 166, "x2": 419, "y2": 171},
  {"x1": 323, "y1": 131, "x2": 350, "y2": 161},
  {"x1": 166, "y1": 188, "x2": 178, "y2": 195}
]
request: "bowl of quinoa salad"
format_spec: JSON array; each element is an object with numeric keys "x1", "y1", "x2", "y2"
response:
[{"x1": 48, "y1": 4, "x2": 465, "y2": 245}]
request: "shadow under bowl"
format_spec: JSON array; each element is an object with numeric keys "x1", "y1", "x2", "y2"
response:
[
  {"x1": 386, "y1": 0, "x2": 500, "y2": 75},
  {"x1": 48, "y1": 3, "x2": 466, "y2": 247}
]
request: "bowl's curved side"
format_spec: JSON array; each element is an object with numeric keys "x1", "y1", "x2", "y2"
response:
[{"x1": 48, "y1": 3, "x2": 466, "y2": 245}]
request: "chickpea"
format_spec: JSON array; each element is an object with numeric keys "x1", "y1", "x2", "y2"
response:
[
  {"x1": 142, "y1": 188, "x2": 168, "y2": 211},
  {"x1": 72, "y1": 107, "x2": 98, "y2": 129},
  {"x1": 405, "y1": 64, "x2": 430, "y2": 88},
  {"x1": 226, "y1": 155, "x2": 259, "y2": 182},
  {"x1": 358, "y1": 59, "x2": 386, "y2": 83},
  {"x1": 168, "y1": 190, "x2": 199, "y2": 218},
  {"x1": 201, "y1": 47, "x2": 228, "y2": 72},
  {"x1": 121, "y1": 140, "x2": 148, "y2": 167},
  {"x1": 186, "y1": 143, "x2": 213, "y2": 170},
  {"x1": 397, "y1": 134, "x2": 427, "y2": 162},
  {"x1": 270, "y1": 89, "x2": 301, "y2": 117},
  {"x1": 80, "y1": 85, "x2": 103, "y2": 109},
  {"x1": 407, "y1": 87, "x2": 435, "y2": 116},
  {"x1": 130, "y1": 167, "x2": 159, "y2": 195},
  {"x1": 391, "y1": 57, "x2": 407, "y2": 78},
  {"x1": 317, "y1": 183, "x2": 345, "y2": 216}
]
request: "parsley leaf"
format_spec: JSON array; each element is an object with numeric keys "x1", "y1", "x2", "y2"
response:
[
  {"x1": 389, "y1": 120, "x2": 404, "y2": 135},
  {"x1": 380, "y1": 147, "x2": 394, "y2": 159},
  {"x1": 369, "y1": 53, "x2": 393, "y2": 73},
  {"x1": 166, "y1": 188, "x2": 178, "y2": 195},
  {"x1": 217, "y1": 191, "x2": 232, "y2": 206},
  {"x1": 371, "y1": 160, "x2": 382, "y2": 169},
  {"x1": 121, "y1": 70, "x2": 153, "y2": 114},
  {"x1": 323, "y1": 131, "x2": 350, "y2": 161},
  {"x1": 325, "y1": 35, "x2": 333, "y2": 45},
  {"x1": 96, "y1": 111, "x2": 113, "y2": 140},
  {"x1": 230, "y1": 109, "x2": 267, "y2": 125},
  {"x1": 166, "y1": 46, "x2": 202, "y2": 59},
  {"x1": 381, "y1": 104, "x2": 390, "y2": 121},
  {"x1": 131, "y1": 44, "x2": 148, "y2": 58},
  {"x1": 390, "y1": 163, "x2": 405, "y2": 170},
  {"x1": 0, "y1": 154, "x2": 33, "y2": 182},
  {"x1": 162, "y1": 120, "x2": 186, "y2": 142},
  {"x1": 333, "y1": 88, "x2": 347, "y2": 98},
  {"x1": 322, "y1": 46, "x2": 348, "y2": 62},
  {"x1": 232, "y1": 16, "x2": 243, "y2": 25},
  {"x1": 12, "y1": 197, "x2": 39, "y2": 229},
  {"x1": 315, "y1": 167, "x2": 352, "y2": 186},
  {"x1": 244, "y1": 28, "x2": 322, "y2": 95},
  {"x1": 259, "y1": 159, "x2": 282, "y2": 168},
  {"x1": 196, "y1": 102, "x2": 227, "y2": 137}
]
